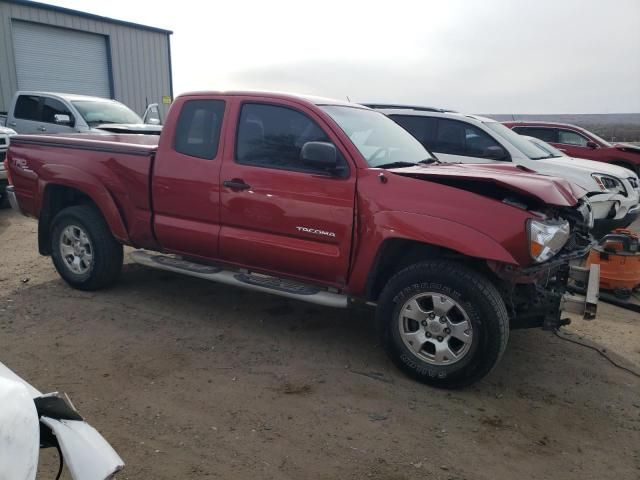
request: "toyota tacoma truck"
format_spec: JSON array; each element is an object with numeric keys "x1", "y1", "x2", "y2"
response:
[{"x1": 5, "y1": 91, "x2": 599, "y2": 388}]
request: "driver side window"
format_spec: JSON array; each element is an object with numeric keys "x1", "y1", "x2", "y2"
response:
[
  {"x1": 433, "y1": 119, "x2": 502, "y2": 158},
  {"x1": 557, "y1": 129, "x2": 588, "y2": 147},
  {"x1": 235, "y1": 103, "x2": 344, "y2": 174}
]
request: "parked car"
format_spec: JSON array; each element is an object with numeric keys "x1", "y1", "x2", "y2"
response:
[
  {"x1": 502, "y1": 121, "x2": 640, "y2": 175},
  {"x1": 0, "y1": 360, "x2": 124, "y2": 479},
  {"x1": 0, "y1": 125, "x2": 17, "y2": 208},
  {"x1": 6, "y1": 91, "x2": 599, "y2": 388},
  {"x1": 4, "y1": 91, "x2": 162, "y2": 135},
  {"x1": 368, "y1": 105, "x2": 640, "y2": 238}
]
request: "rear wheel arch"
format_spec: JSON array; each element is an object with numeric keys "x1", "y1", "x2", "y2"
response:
[{"x1": 38, "y1": 183, "x2": 127, "y2": 255}]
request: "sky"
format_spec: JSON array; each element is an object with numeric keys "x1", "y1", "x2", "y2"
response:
[{"x1": 39, "y1": 0, "x2": 640, "y2": 114}]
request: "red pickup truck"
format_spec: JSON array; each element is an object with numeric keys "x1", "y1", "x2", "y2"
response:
[
  {"x1": 503, "y1": 121, "x2": 640, "y2": 175},
  {"x1": 5, "y1": 91, "x2": 599, "y2": 388}
]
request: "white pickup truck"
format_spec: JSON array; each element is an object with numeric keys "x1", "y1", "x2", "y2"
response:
[
  {"x1": 368, "y1": 105, "x2": 640, "y2": 238},
  {"x1": 0, "y1": 125, "x2": 18, "y2": 208},
  {"x1": 4, "y1": 91, "x2": 162, "y2": 135}
]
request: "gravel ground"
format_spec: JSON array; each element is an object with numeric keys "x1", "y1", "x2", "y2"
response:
[{"x1": 1, "y1": 209, "x2": 639, "y2": 480}]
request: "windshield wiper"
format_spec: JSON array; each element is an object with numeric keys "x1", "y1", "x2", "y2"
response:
[
  {"x1": 375, "y1": 161, "x2": 419, "y2": 169},
  {"x1": 418, "y1": 157, "x2": 441, "y2": 164}
]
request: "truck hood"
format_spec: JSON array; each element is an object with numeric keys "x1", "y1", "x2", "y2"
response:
[
  {"x1": 94, "y1": 123, "x2": 162, "y2": 135},
  {"x1": 614, "y1": 143, "x2": 640, "y2": 154},
  {"x1": 0, "y1": 125, "x2": 17, "y2": 136},
  {"x1": 533, "y1": 156, "x2": 637, "y2": 190},
  {"x1": 389, "y1": 163, "x2": 586, "y2": 207}
]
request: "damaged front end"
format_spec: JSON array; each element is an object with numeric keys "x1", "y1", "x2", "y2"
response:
[{"x1": 489, "y1": 199, "x2": 600, "y2": 330}]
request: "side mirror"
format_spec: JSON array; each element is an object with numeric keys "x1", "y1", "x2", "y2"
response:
[
  {"x1": 301, "y1": 141, "x2": 338, "y2": 173},
  {"x1": 54, "y1": 114, "x2": 71, "y2": 126},
  {"x1": 143, "y1": 103, "x2": 162, "y2": 125},
  {"x1": 484, "y1": 145, "x2": 508, "y2": 161},
  {"x1": 586, "y1": 141, "x2": 598, "y2": 149}
]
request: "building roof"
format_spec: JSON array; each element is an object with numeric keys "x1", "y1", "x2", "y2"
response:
[{"x1": 2, "y1": 0, "x2": 173, "y2": 34}]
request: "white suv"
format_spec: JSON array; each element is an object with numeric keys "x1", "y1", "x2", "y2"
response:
[
  {"x1": 0, "y1": 126, "x2": 18, "y2": 208},
  {"x1": 366, "y1": 105, "x2": 640, "y2": 237}
]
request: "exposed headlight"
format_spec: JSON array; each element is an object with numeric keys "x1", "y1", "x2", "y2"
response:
[
  {"x1": 528, "y1": 219, "x2": 571, "y2": 263},
  {"x1": 592, "y1": 173, "x2": 626, "y2": 195}
]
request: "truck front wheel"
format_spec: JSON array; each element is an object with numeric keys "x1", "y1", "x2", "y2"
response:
[
  {"x1": 50, "y1": 205, "x2": 123, "y2": 290},
  {"x1": 377, "y1": 261, "x2": 509, "y2": 388}
]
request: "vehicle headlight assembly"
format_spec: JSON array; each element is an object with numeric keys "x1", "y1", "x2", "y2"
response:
[
  {"x1": 592, "y1": 173, "x2": 626, "y2": 195},
  {"x1": 528, "y1": 219, "x2": 571, "y2": 263}
]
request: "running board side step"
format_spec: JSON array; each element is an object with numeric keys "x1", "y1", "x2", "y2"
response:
[{"x1": 129, "y1": 251, "x2": 349, "y2": 308}]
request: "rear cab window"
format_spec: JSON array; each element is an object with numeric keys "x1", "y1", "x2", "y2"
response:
[
  {"x1": 174, "y1": 99, "x2": 226, "y2": 159},
  {"x1": 14, "y1": 95, "x2": 41, "y2": 121}
]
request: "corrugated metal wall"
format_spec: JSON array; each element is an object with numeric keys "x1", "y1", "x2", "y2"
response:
[{"x1": 0, "y1": 0, "x2": 172, "y2": 118}]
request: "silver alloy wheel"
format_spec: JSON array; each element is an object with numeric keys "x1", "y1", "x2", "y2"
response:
[
  {"x1": 59, "y1": 225, "x2": 93, "y2": 275},
  {"x1": 398, "y1": 292, "x2": 473, "y2": 366}
]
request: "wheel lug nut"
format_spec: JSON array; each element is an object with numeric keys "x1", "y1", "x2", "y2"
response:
[
  {"x1": 439, "y1": 318, "x2": 445, "y2": 324},
  {"x1": 444, "y1": 328, "x2": 451, "y2": 334},
  {"x1": 426, "y1": 332, "x2": 432, "y2": 338},
  {"x1": 429, "y1": 313, "x2": 435, "y2": 319},
  {"x1": 437, "y1": 336, "x2": 443, "y2": 342},
  {"x1": 421, "y1": 320, "x2": 427, "y2": 326}
]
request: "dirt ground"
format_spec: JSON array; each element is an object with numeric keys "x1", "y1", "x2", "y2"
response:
[{"x1": 1, "y1": 209, "x2": 639, "y2": 480}]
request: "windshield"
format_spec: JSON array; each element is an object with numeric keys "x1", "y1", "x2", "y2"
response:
[
  {"x1": 72, "y1": 100, "x2": 143, "y2": 126},
  {"x1": 320, "y1": 105, "x2": 433, "y2": 167},
  {"x1": 484, "y1": 121, "x2": 553, "y2": 160},
  {"x1": 526, "y1": 137, "x2": 565, "y2": 158}
]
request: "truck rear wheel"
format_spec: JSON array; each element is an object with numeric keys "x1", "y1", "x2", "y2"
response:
[
  {"x1": 50, "y1": 205, "x2": 123, "y2": 290},
  {"x1": 377, "y1": 260, "x2": 509, "y2": 388}
]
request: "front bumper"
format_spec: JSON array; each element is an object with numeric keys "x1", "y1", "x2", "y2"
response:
[
  {"x1": 5, "y1": 185, "x2": 20, "y2": 211},
  {"x1": 593, "y1": 204, "x2": 640, "y2": 238},
  {"x1": 559, "y1": 264, "x2": 600, "y2": 320}
]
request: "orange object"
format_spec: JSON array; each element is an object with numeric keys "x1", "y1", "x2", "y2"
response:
[{"x1": 587, "y1": 229, "x2": 640, "y2": 291}]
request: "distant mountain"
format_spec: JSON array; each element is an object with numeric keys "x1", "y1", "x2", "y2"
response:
[{"x1": 484, "y1": 113, "x2": 640, "y2": 142}]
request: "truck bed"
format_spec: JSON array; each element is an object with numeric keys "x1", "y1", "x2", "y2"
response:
[
  {"x1": 11, "y1": 132, "x2": 159, "y2": 153},
  {"x1": 9, "y1": 133, "x2": 159, "y2": 248}
]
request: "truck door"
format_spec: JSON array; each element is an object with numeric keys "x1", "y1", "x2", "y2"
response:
[
  {"x1": 554, "y1": 128, "x2": 595, "y2": 158},
  {"x1": 219, "y1": 99, "x2": 356, "y2": 287},
  {"x1": 9, "y1": 95, "x2": 76, "y2": 134},
  {"x1": 151, "y1": 98, "x2": 227, "y2": 259}
]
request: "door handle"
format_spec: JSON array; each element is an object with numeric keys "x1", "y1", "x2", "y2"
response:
[
  {"x1": 223, "y1": 179, "x2": 251, "y2": 191},
  {"x1": 38, "y1": 126, "x2": 47, "y2": 132}
]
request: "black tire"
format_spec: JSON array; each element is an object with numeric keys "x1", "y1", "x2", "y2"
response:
[
  {"x1": 377, "y1": 260, "x2": 509, "y2": 389},
  {"x1": 50, "y1": 205, "x2": 123, "y2": 290},
  {"x1": 0, "y1": 187, "x2": 9, "y2": 209}
]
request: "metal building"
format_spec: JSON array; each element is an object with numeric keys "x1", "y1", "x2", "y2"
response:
[{"x1": 0, "y1": 0, "x2": 173, "y2": 118}]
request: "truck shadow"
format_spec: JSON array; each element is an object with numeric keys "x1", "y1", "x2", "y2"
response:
[{"x1": 6, "y1": 261, "x2": 638, "y2": 397}]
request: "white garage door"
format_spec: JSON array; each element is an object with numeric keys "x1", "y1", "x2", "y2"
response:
[{"x1": 12, "y1": 21, "x2": 111, "y2": 98}]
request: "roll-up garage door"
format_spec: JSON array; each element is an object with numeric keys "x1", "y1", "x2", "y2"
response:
[{"x1": 12, "y1": 21, "x2": 112, "y2": 98}]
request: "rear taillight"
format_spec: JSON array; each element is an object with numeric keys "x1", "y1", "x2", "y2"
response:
[{"x1": 4, "y1": 153, "x2": 13, "y2": 185}]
